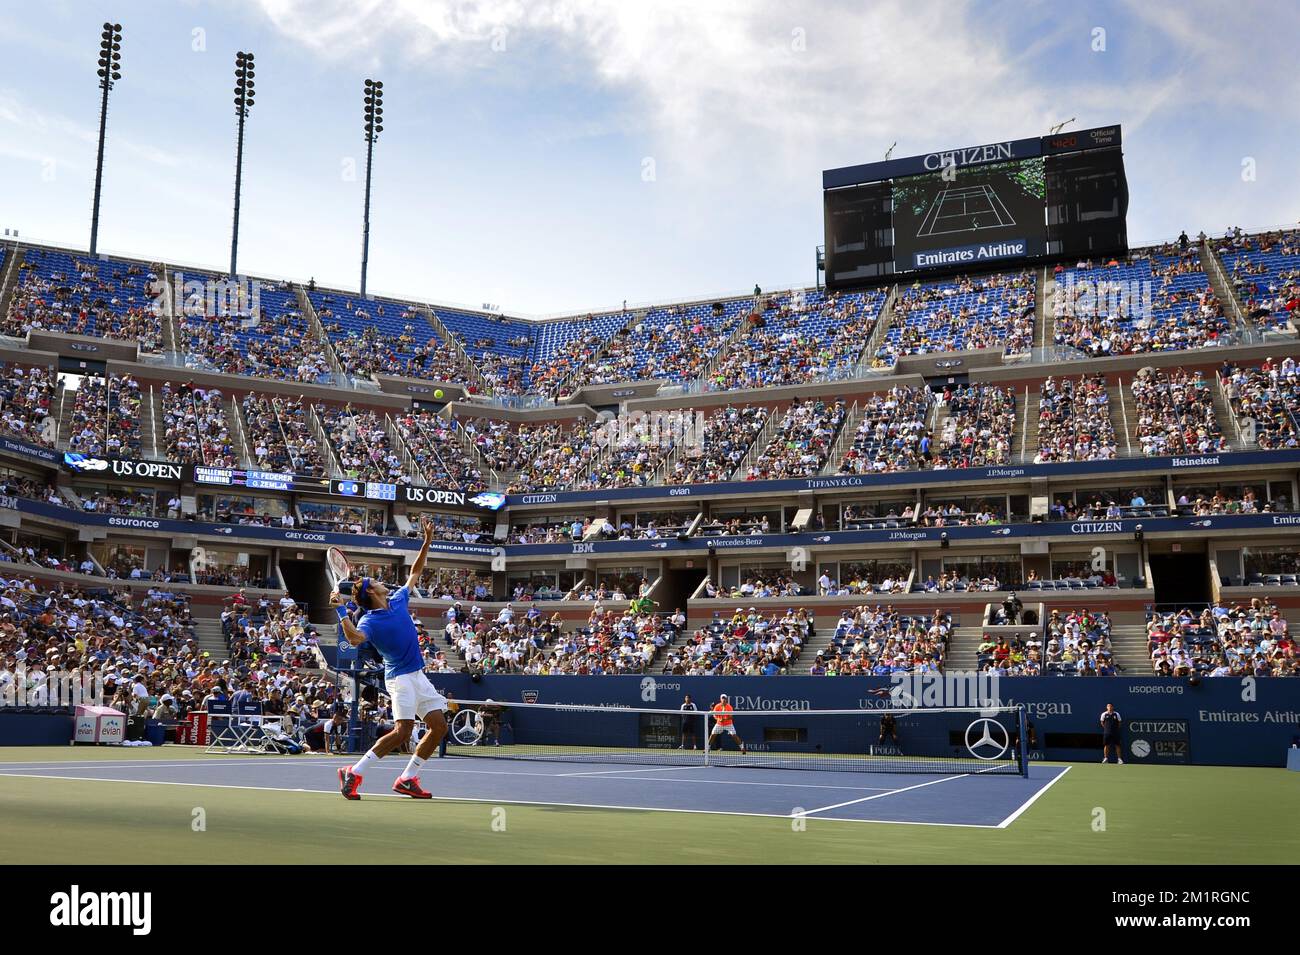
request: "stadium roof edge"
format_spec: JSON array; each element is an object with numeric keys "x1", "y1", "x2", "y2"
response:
[{"x1": 0, "y1": 233, "x2": 817, "y2": 327}]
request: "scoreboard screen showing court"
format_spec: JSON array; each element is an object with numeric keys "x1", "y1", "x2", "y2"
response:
[{"x1": 822, "y1": 126, "x2": 1128, "y2": 286}]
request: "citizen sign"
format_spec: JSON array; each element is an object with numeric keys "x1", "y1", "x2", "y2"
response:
[
  {"x1": 1070, "y1": 521, "x2": 1123, "y2": 534},
  {"x1": 922, "y1": 141, "x2": 1013, "y2": 171}
]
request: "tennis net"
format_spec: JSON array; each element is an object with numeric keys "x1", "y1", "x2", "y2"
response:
[{"x1": 441, "y1": 700, "x2": 1028, "y2": 776}]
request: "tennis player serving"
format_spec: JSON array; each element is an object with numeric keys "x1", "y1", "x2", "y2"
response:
[{"x1": 335, "y1": 516, "x2": 448, "y2": 799}]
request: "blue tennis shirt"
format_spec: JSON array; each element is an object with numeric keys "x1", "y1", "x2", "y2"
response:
[{"x1": 356, "y1": 585, "x2": 423, "y2": 679}]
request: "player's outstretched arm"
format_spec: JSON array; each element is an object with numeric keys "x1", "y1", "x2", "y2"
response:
[{"x1": 406, "y1": 517, "x2": 434, "y2": 591}]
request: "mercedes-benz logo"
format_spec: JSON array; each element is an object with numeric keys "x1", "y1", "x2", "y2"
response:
[{"x1": 964, "y1": 718, "x2": 1011, "y2": 760}]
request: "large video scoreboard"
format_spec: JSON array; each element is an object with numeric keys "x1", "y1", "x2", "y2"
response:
[{"x1": 823, "y1": 125, "x2": 1128, "y2": 287}]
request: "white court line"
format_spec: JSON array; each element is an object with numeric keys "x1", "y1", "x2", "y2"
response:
[
  {"x1": 558, "y1": 765, "x2": 713, "y2": 777},
  {"x1": 0, "y1": 757, "x2": 341, "y2": 772},
  {"x1": 561, "y1": 774, "x2": 895, "y2": 792},
  {"x1": 996, "y1": 765, "x2": 1071, "y2": 829},
  {"x1": 0, "y1": 759, "x2": 901, "y2": 791},
  {"x1": 799, "y1": 772, "x2": 971, "y2": 816},
  {"x1": 0, "y1": 770, "x2": 1004, "y2": 829}
]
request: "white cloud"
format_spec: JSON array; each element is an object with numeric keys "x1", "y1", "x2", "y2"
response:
[
  {"x1": 249, "y1": 0, "x2": 1060, "y2": 181},
  {"x1": 246, "y1": 1, "x2": 1299, "y2": 180},
  {"x1": 0, "y1": 89, "x2": 183, "y2": 171}
]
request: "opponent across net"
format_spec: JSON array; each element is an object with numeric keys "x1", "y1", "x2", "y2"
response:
[{"x1": 442, "y1": 701, "x2": 1028, "y2": 776}]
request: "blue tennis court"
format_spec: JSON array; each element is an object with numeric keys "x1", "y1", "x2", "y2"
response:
[{"x1": 0, "y1": 753, "x2": 1071, "y2": 828}]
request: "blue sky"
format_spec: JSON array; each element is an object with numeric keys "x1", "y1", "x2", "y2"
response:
[{"x1": 1, "y1": 0, "x2": 1296, "y2": 315}]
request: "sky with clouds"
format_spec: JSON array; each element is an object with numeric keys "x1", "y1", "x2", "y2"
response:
[{"x1": 1, "y1": 0, "x2": 1296, "y2": 315}]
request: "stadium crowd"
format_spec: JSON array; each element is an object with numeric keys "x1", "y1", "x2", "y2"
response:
[
  {"x1": 665, "y1": 406, "x2": 769, "y2": 484},
  {"x1": 933, "y1": 384, "x2": 1016, "y2": 468},
  {"x1": 161, "y1": 382, "x2": 238, "y2": 466},
  {"x1": 4, "y1": 252, "x2": 163, "y2": 351},
  {"x1": 0, "y1": 363, "x2": 58, "y2": 447},
  {"x1": 744, "y1": 398, "x2": 847, "y2": 480},
  {"x1": 1147, "y1": 600, "x2": 1295, "y2": 676},
  {"x1": 877, "y1": 271, "x2": 1035, "y2": 364},
  {"x1": 392, "y1": 411, "x2": 487, "y2": 491},
  {"x1": 811, "y1": 609, "x2": 948, "y2": 676},
  {"x1": 321, "y1": 407, "x2": 409, "y2": 484},
  {"x1": 1219, "y1": 357, "x2": 1299, "y2": 450},
  {"x1": 240, "y1": 394, "x2": 327, "y2": 475},
  {"x1": 834, "y1": 386, "x2": 934, "y2": 474},
  {"x1": 1130, "y1": 368, "x2": 1226, "y2": 457}
]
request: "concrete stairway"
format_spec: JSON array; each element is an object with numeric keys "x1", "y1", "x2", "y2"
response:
[
  {"x1": 54, "y1": 380, "x2": 80, "y2": 450},
  {"x1": 294, "y1": 285, "x2": 347, "y2": 378},
  {"x1": 1200, "y1": 243, "x2": 1252, "y2": 337},
  {"x1": 1034, "y1": 265, "x2": 1050, "y2": 349},
  {"x1": 1108, "y1": 383, "x2": 1133, "y2": 456},
  {"x1": 1108, "y1": 626, "x2": 1151, "y2": 675},
  {"x1": 789, "y1": 629, "x2": 839, "y2": 672},
  {"x1": 1207, "y1": 381, "x2": 1241, "y2": 450},
  {"x1": 0, "y1": 245, "x2": 23, "y2": 321},
  {"x1": 419, "y1": 306, "x2": 487, "y2": 392},
  {"x1": 192, "y1": 618, "x2": 228, "y2": 659},
  {"x1": 143, "y1": 387, "x2": 165, "y2": 460},
  {"x1": 820, "y1": 399, "x2": 867, "y2": 475},
  {"x1": 946, "y1": 627, "x2": 987, "y2": 671},
  {"x1": 1019, "y1": 387, "x2": 1040, "y2": 462}
]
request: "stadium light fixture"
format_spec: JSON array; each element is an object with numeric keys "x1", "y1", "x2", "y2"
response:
[
  {"x1": 360, "y1": 78, "x2": 384, "y2": 297},
  {"x1": 230, "y1": 50, "x2": 256, "y2": 278},
  {"x1": 1048, "y1": 119, "x2": 1076, "y2": 136},
  {"x1": 89, "y1": 22, "x2": 123, "y2": 257}
]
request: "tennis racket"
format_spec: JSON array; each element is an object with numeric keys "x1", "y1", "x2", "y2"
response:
[
  {"x1": 326, "y1": 546, "x2": 352, "y2": 589},
  {"x1": 326, "y1": 547, "x2": 356, "y2": 621}
]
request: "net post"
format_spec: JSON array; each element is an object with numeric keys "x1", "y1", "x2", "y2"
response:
[
  {"x1": 703, "y1": 711, "x2": 710, "y2": 767},
  {"x1": 348, "y1": 670, "x2": 362, "y2": 755},
  {"x1": 1018, "y1": 705, "x2": 1029, "y2": 777}
]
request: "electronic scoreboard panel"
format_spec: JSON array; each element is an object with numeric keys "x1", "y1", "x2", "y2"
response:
[{"x1": 823, "y1": 125, "x2": 1127, "y2": 286}]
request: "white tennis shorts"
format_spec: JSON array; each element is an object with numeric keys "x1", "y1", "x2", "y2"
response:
[
  {"x1": 385, "y1": 670, "x2": 448, "y2": 721},
  {"x1": 710, "y1": 723, "x2": 738, "y2": 736}
]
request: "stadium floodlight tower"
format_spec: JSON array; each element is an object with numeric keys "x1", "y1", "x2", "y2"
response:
[
  {"x1": 89, "y1": 22, "x2": 123, "y2": 257},
  {"x1": 229, "y1": 51, "x2": 256, "y2": 279},
  {"x1": 359, "y1": 78, "x2": 384, "y2": 298}
]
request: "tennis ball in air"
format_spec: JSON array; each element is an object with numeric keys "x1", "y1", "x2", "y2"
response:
[{"x1": 434, "y1": 389, "x2": 445, "y2": 399}]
